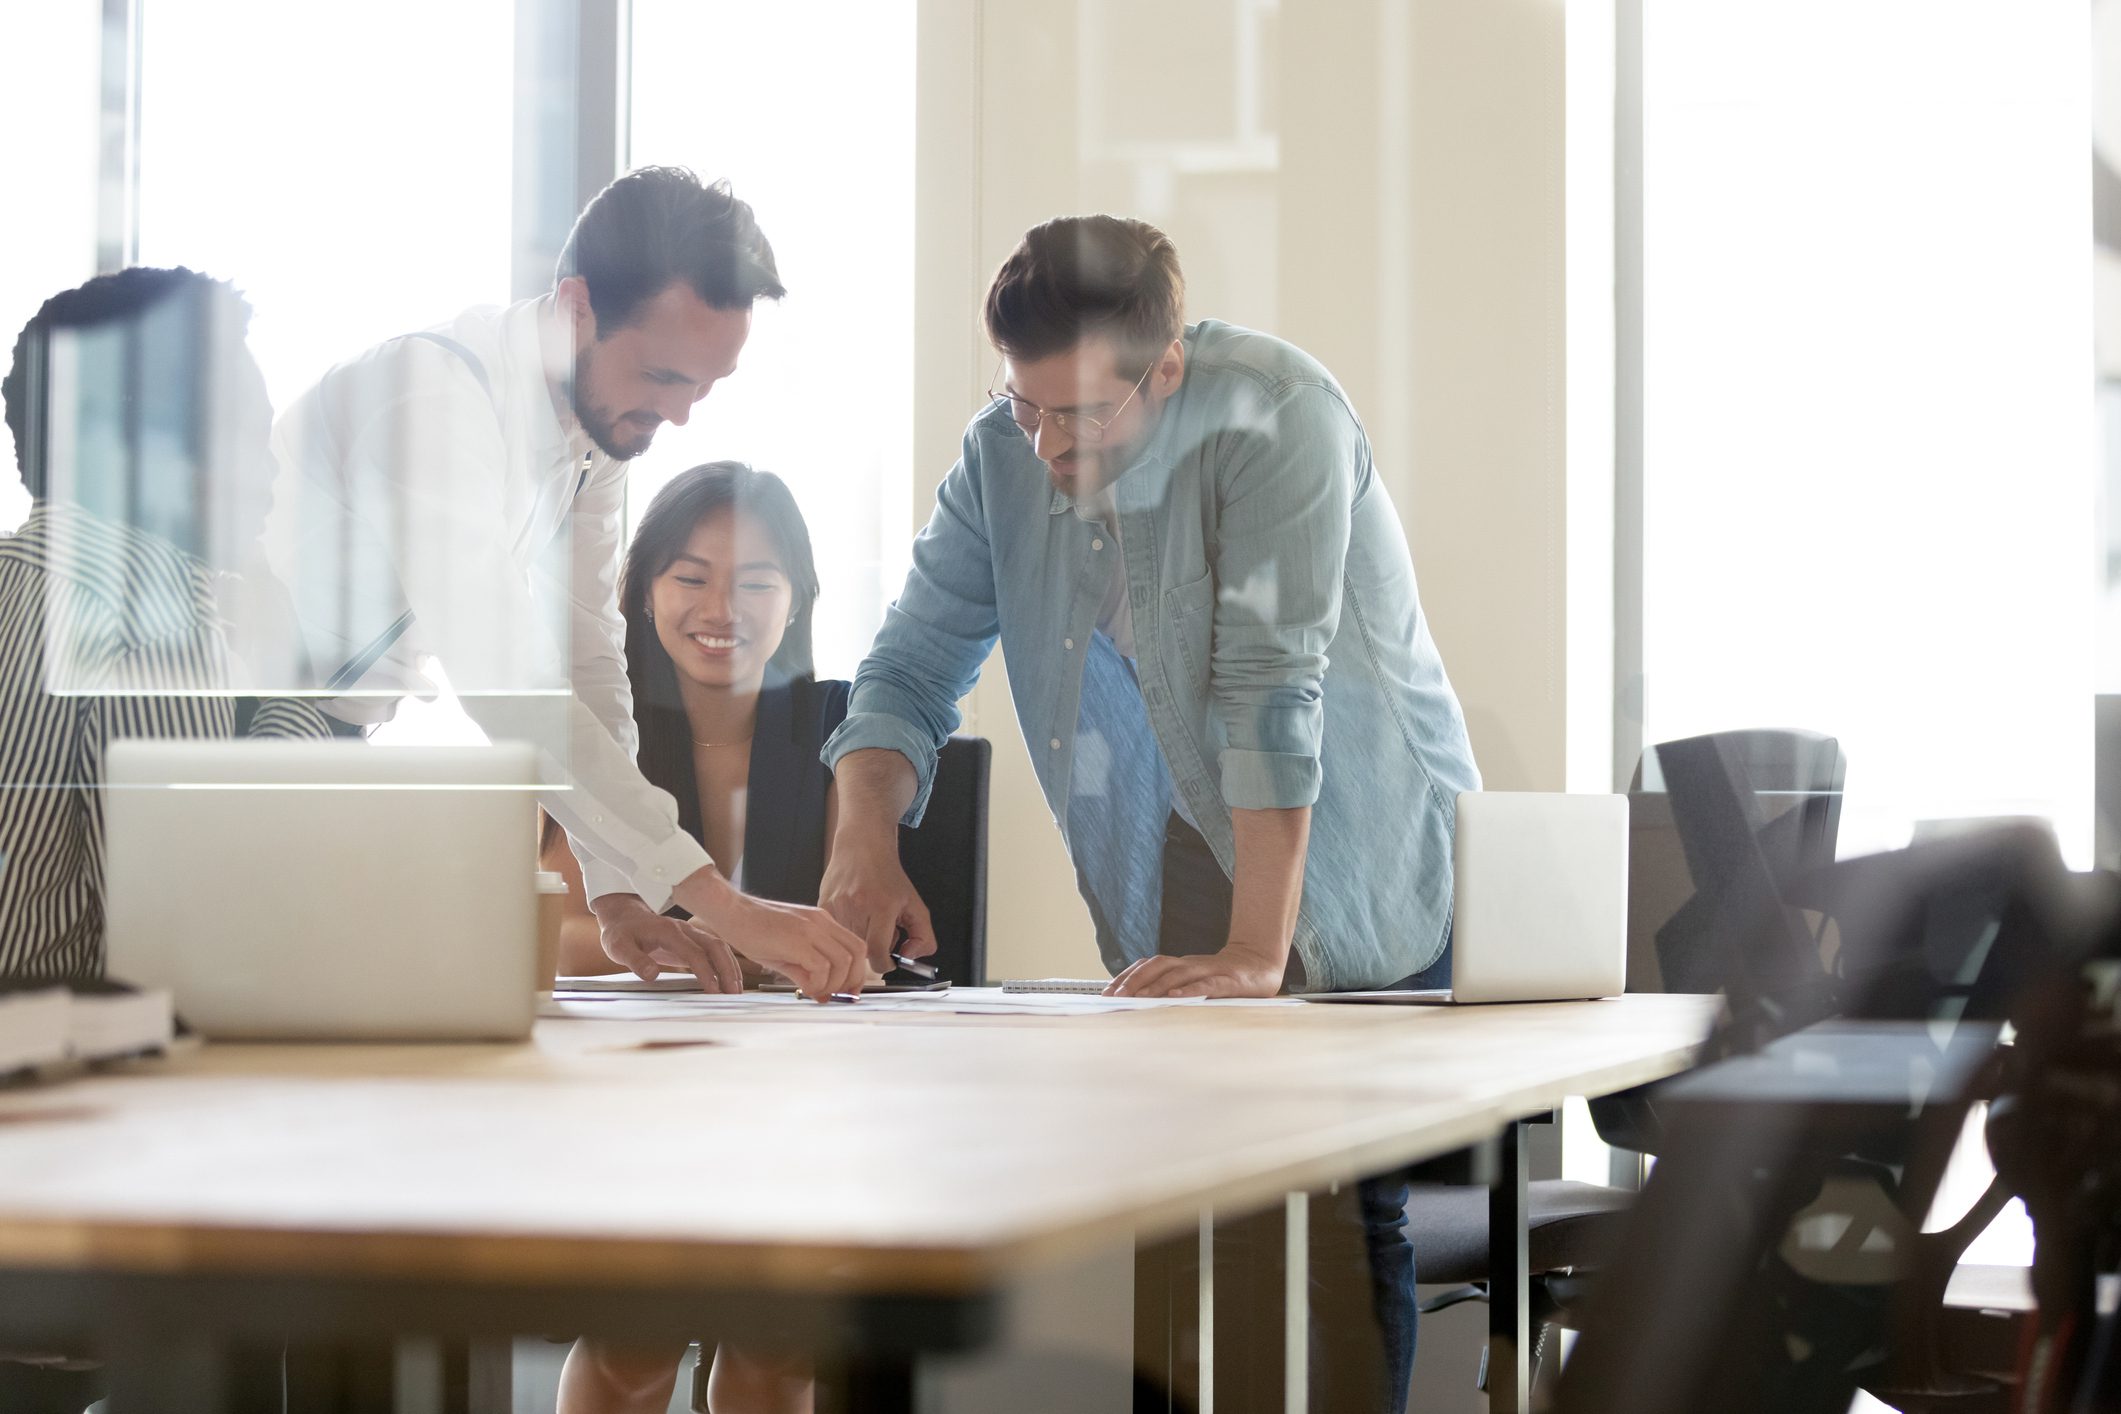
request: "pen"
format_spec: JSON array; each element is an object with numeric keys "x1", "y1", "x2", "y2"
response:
[
  {"x1": 825, "y1": 992, "x2": 860, "y2": 1004},
  {"x1": 888, "y1": 924, "x2": 938, "y2": 980}
]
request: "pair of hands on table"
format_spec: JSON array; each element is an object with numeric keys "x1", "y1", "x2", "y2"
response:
[
  {"x1": 592, "y1": 874, "x2": 878, "y2": 1001},
  {"x1": 593, "y1": 817, "x2": 1291, "y2": 1001},
  {"x1": 593, "y1": 841, "x2": 943, "y2": 1000}
]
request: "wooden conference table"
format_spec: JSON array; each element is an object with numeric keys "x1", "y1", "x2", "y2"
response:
[{"x1": 0, "y1": 989, "x2": 1716, "y2": 1413}]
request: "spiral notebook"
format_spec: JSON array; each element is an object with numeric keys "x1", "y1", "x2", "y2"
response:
[{"x1": 999, "y1": 978, "x2": 1111, "y2": 994}]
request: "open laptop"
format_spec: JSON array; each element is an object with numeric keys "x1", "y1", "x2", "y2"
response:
[
  {"x1": 1305, "y1": 791, "x2": 1628, "y2": 1005},
  {"x1": 105, "y1": 740, "x2": 541, "y2": 1040}
]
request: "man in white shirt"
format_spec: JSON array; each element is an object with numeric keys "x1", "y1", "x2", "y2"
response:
[{"x1": 269, "y1": 166, "x2": 865, "y2": 997}]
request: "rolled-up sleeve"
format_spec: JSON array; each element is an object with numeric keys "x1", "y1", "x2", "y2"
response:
[
  {"x1": 823, "y1": 430, "x2": 1001, "y2": 827},
  {"x1": 1208, "y1": 382, "x2": 1363, "y2": 811}
]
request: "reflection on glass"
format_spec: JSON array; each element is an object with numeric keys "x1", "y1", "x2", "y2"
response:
[
  {"x1": 0, "y1": 268, "x2": 333, "y2": 983},
  {"x1": 133, "y1": 0, "x2": 514, "y2": 414}
]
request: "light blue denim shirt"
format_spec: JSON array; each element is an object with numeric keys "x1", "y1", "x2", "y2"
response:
[{"x1": 823, "y1": 321, "x2": 1480, "y2": 989}]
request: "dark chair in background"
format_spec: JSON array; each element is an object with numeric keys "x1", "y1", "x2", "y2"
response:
[
  {"x1": 1404, "y1": 727, "x2": 1847, "y2": 1398},
  {"x1": 894, "y1": 734, "x2": 991, "y2": 986},
  {"x1": 1624, "y1": 727, "x2": 1846, "y2": 996}
]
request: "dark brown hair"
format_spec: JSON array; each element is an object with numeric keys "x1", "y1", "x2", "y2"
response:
[
  {"x1": 558, "y1": 167, "x2": 785, "y2": 334},
  {"x1": 983, "y1": 215, "x2": 1185, "y2": 375}
]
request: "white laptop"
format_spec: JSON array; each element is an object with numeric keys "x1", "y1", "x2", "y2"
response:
[
  {"x1": 1306, "y1": 791, "x2": 1628, "y2": 1005},
  {"x1": 104, "y1": 740, "x2": 541, "y2": 1040}
]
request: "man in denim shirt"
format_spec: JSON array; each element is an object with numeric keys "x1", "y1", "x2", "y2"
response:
[{"x1": 819, "y1": 216, "x2": 1479, "y2": 1408}]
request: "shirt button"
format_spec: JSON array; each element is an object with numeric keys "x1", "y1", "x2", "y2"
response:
[
  {"x1": 1091, "y1": 538, "x2": 1105, "y2": 551},
  {"x1": 592, "y1": 814, "x2": 605, "y2": 824},
  {"x1": 1049, "y1": 737, "x2": 1062, "y2": 750},
  {"x1": 1064, "y1": 637, "x2": 1075, "y2": 650}
]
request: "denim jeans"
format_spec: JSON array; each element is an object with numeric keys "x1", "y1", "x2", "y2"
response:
[{"x1": 1153, "y1": 812, "x2": 1425, "y2": 1412}]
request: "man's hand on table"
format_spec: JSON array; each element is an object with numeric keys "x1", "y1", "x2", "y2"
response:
[
  {"x1": 818, "y1": 833, "x2": 938, "y2": 976},
  {"x1": 589, "y1": 893, "x2": 743, "y2": 993},
  {"x1": 1104, "y1": 941, "x2": 1289, "y2": 998}
]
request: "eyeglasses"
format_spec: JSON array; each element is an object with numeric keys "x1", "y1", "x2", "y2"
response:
[{"x1": 986, "y1": 361, "x2": 1154, "y2": 446}]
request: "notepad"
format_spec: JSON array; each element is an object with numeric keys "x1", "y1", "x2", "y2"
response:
[
  {"x1": 999, "y1": 978, "x2": 1111, "y2": 994},
  {"x1": 555, "y1": 973, "x2": 705, "y2": 994}
]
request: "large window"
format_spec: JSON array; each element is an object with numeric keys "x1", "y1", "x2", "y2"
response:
[
  {"x1": 626, "y1": 0, "x2": 917, "y2": 680},
  {"x1": 1638, "y1": 0, "x2": 2093, "y2": 863},
  {"x1": 132, "y1": 0, "x2": 515, "y2": 411},
  {"x1": 120, "y1": 0, "x2": 518, "y2": 736}
]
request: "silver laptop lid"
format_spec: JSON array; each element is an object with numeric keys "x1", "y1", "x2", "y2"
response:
[
  {"x1": 1451, "y1": 792, "x2": 1629, "y2": 1004},
  {"x1": 104, "y1": 740, "x2": 541, "y2": 1040}
]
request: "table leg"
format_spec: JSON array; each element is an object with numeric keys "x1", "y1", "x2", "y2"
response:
[
  {"x1": 1199, "y1": 1207, "x2": 1215, "y2": 1414},
  {"x1": 440, "y1": 1335, "x2": 513, "y2": 1414},
  {"x1": 1489, "y1": 1119, "x2": 1530, "y2": 1414},
  {"x1": 1284, "y1": 1191, "x2": 1307, "y2": 1414}
]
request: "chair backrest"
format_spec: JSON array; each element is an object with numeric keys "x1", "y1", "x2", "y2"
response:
[
  {"x1": 897, "y1": 735, "x2": 991, "y2": 985},
  {"x1": 1626, "y1": 728, "x2": 1846, "y2": 995}
]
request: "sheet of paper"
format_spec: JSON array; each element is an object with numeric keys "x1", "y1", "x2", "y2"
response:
[
  {"x1": 858, "y1": 988, "x2": 1209, "y2": 1015},
  {"x1": 542, "y1": 992, "x2": 829, "y2": 1020},
  {"x1": 540, "y1": 987, "x2": 1299, "y2": 1022},
  {"x1": 553, "y1": 973, "x2": 702, "y2": 994}
]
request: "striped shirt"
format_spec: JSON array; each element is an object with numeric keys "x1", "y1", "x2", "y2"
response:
[{"x1": 0, "y1": 502, "x2": 328, "y2": 982}]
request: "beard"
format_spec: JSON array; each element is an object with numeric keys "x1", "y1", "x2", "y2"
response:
[{"x1": 571, "y1": 344, "x2": 659, "y2": 461}]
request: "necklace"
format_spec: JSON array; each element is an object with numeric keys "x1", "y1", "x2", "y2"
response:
[{"x1": 690, "y1": 733, "x2": 754, "y2": 750}]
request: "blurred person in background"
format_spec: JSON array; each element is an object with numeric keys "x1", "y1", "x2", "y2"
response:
[{"x1": 0, "y1": 266, "x2": 330, "y2": 987}]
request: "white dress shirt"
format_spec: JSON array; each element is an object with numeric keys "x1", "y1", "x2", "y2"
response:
[{"x1": 268, "y1": 296, "x2": 710, "y2": 909}]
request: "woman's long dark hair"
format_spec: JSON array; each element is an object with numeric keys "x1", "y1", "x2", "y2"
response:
[{"x1": 616, "y1": 463, "x2": 822, "y2": 835}]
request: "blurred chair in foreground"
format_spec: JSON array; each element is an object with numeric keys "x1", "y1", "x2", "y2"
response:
[{"x1": 1552, "y1": 823, "x2": 2098, "y2": 1414}]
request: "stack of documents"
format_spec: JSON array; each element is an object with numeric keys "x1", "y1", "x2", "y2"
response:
[
  {"x1": 65, "y1": 979, "x2": 176, "y2": 1062},
  {"x1": 0, "y1": 980, "x2": 175, "y2": 1079},
  {"x1": 0, "y1": 985, "x2": 68, "y2": 1074}
]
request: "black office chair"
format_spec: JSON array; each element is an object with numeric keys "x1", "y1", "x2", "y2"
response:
[
  {"x1": 1591, "y1": 728, "x2": 1848, "y2": 1152},
  {"x1": 897, "y1": 735, "x2": 990, "y2": 986},
  {"x1": 1404, "y1": 728, "x2": 1847, "y2": 1396}
]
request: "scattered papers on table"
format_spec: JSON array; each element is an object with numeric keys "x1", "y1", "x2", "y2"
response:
[{"x1": 539, "y1": 986, "x2": 1302, "y2": 1022}]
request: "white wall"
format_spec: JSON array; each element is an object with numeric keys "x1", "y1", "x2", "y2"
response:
[{"x1": 914, "y1": 0, "x2": 1603, "y2": 979}]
